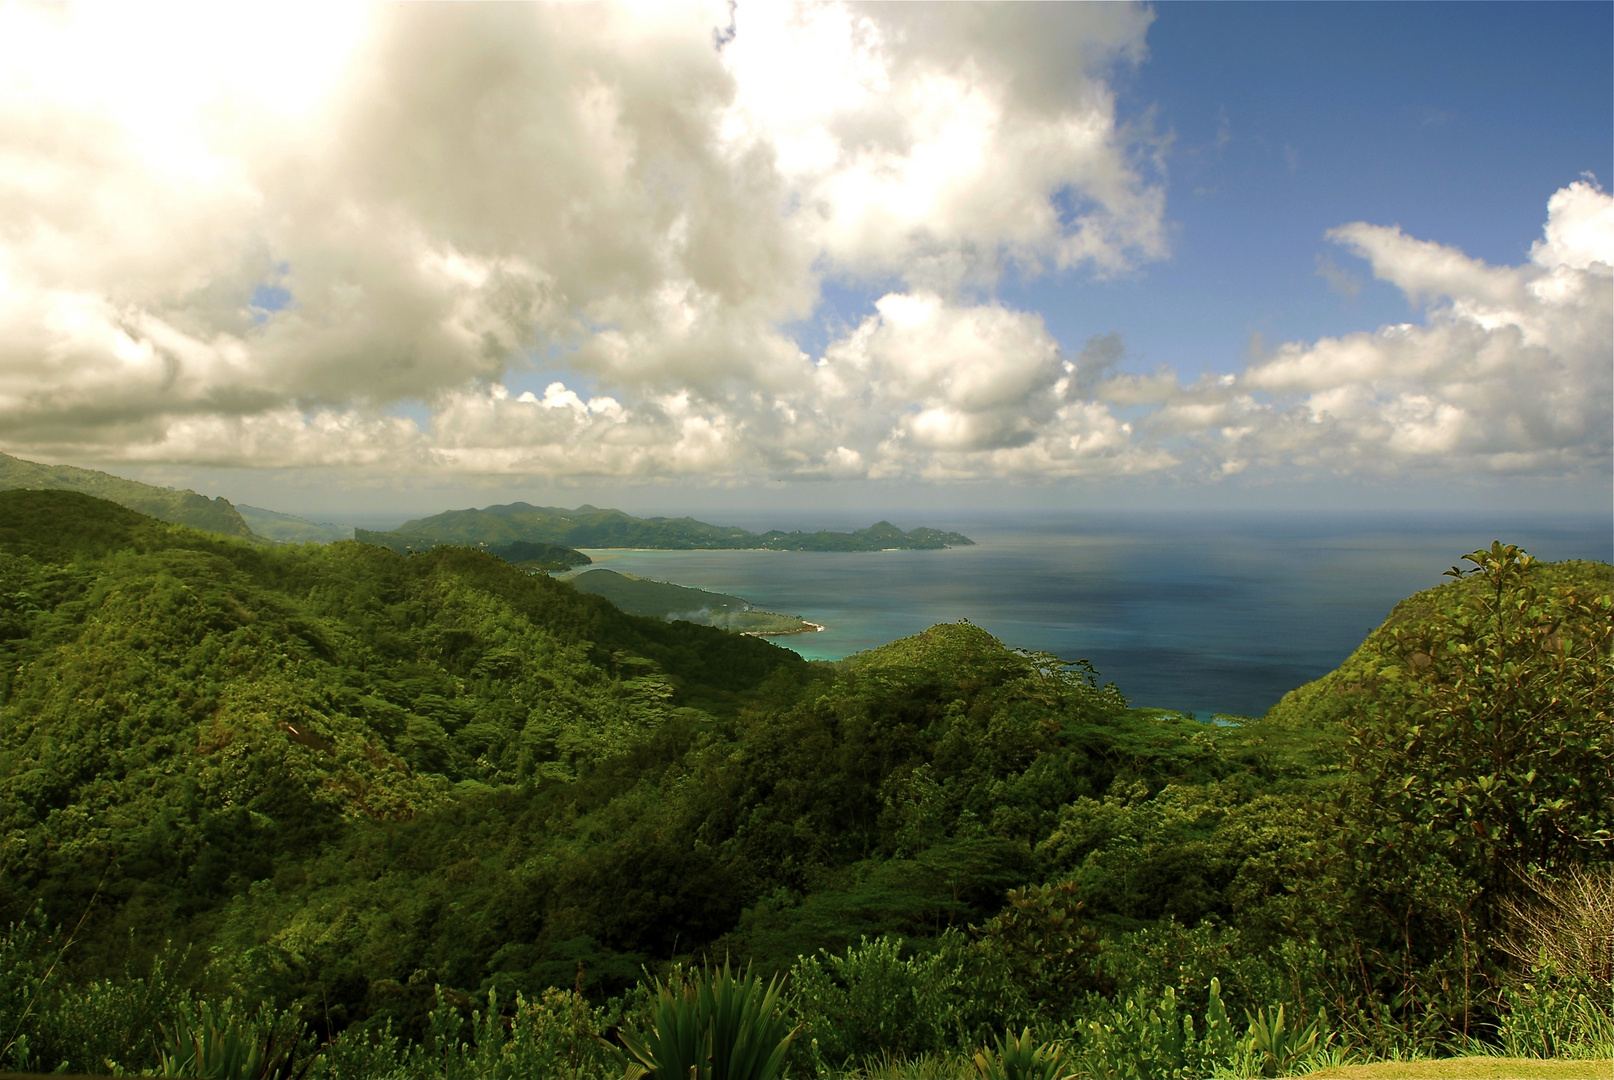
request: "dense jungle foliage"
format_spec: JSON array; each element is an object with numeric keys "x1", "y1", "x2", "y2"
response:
[{"x1": 1, "y1": 492, "x2": 1609, "y2": 1077}]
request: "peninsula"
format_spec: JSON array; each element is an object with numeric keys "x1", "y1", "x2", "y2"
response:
[{"x1": 567, "y1": 568, "x2": 819, "y2": 636}]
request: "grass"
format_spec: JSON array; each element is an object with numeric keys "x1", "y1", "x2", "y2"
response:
[{"x1": 1294, "y1": 1056, "x2": 1613, "y2": 1079}]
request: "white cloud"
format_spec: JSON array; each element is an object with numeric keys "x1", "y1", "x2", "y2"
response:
[
  {"x1": 719, "y1": 3, "x2": 1165, "y2": 290},
  {"x1": 1146, "y1": 181, "x2": 1612, "y2": 478},
  {"x1": 1533, "y1": 179, "x2": 1614, "y2": 272},
  {"x1": 81, "y1": 409, "x2": 433, "y2": 471},
  {"x1": 0, "y1": 1, "x2": 1168, "y2": 478},
  {"x1": 0, "y1": 5, "x2": 1605, "y2": 489}
]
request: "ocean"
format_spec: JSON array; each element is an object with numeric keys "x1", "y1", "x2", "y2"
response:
[{"x1": 572, "y1": 512, "x2": 1611, "y2": 718}]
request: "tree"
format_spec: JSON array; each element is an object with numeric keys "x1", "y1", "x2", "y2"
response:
[{"x1": 1333, "y1": 542, "x2": 1613, "y2": 1030}]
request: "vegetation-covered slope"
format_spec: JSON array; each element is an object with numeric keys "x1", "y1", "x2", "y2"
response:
[
  {"x1": 384, "y1": 501, "x2": 975, "y2": 551},
  {"x1": 1, "y1": 505, "x2": 1608, "y2": 1075},
  {"x1": 0, "y1": 492, "x2": 1232, "y2": 1023},
  {"x1": 0, "y1": 493, "x2": 798, "y2": 985},
  {"x1": 1265, "y1": 556, "x2": 1612, "y2": 732},
  {"x1": 0, "y1": 450, "x2": 255, "y2": 539}
]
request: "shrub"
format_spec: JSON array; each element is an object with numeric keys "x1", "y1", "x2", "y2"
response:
[
  {"x1": 309, "y1": 985, "x2": 615, "y2": 1080},
  {"x1": 789, "y1": 934, "x2": 1025, "y2": 1067},
  {"x1": 1331, "y1": 544, "x2": 1613, "y2": 1034},
  {"x1": 156, "y1": 998, "x2": 306, "y2": 1080},
  {"x1": 1071, "y1": 980, "x2": 1236, "y2": 1080},
  {"x1": 1, "y1": 910, "x2": 195, "y2": 1075},
  {"x1": 1069, "y1": 977, "x2": 1333, "y2": 1080},
  {"x1": 1497, "y1": 864, "x2": 1614, "y2": 990},
  {"x1": 616, "y1": 959, "x2": 797, "y2": 1080},
  {"x1": 972, "y1": 881, "x2": 1108, "y2": 1012},
  {"x1": 1493, "y1": 974, "x2": 1614, "y2": 1060}
]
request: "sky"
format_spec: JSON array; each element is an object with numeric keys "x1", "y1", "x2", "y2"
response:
[{"x1": 0, "y1": 1, "x2": 1609, "y2": 523}]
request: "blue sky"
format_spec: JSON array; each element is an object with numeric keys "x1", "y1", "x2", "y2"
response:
[
  {"x1": 1003, "y1": 2, "x2": 1612, "y2": 383},
  {"x1": 0, "y1": 2, "x2": 1608, "y2": 521}
]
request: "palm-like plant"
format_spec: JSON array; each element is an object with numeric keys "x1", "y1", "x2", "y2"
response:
[
  {"x1": 1235, "y1": 1003, "x2": 1325, "y2": 1079},
  {"x1": 971, "y1": 1028, "x2": 1074, "y2": 1080},
  {"x1": 616, "y1": 960, "x2": 797, "y2": 1080},
  {"x1": 156, "y1": 1000, "x2": 293, "y2": 1080}
]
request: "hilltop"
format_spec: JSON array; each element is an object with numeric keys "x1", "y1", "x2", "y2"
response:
[
  {"x1": 0, "y1": 452, "x2": 972, "y2": 559},
  {"x1": 1264, "y1": 554, "x2": 1614, "y2": 731},
  {"x1": 377, "y1": 501, "x2": 975, "y2": 551},
  {"x1": 0, "y1": 491, "x2": 802, "y2": 985}
]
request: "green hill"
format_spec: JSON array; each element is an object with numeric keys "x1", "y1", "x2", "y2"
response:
[
  {"x1": 487, "y1": 538, "x2": 595, "y2": 571},
  {"x1": 1264, "y1": 555, "x2": 1613, "y2": 732},
  {"x1": 0, "y1": 450, "x2": 255, "y2": 538},
  {"x1": 0, "y1": 490, "x2": 1150, "y2": 1028},
  {"x1": 381, "y1": 501, "x2": 975, "y2": 551},
  {"x1": 0, "y1": 491, "x2": 801, "y2": 987},
  {"x1": 570, "y1": 567, "x2": 815, "y2": 635}
]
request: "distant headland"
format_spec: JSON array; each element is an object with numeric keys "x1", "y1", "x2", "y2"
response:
[{"x1": 357, "y1": 502, "x2": 974, "y2": 555}]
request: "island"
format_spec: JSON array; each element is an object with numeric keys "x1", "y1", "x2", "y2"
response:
[
  {"x1": 361, "y1": 501, "x2": 974, "y2": 551},
  {"x1": 567, "y1": 568, "x2": 820, "y2": 636}
]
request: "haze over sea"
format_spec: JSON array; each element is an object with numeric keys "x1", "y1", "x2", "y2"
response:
[{"x1": 575, "y1": 512, "x2": 1612, "y2": 719}]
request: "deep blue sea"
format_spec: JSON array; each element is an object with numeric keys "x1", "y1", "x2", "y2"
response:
[{"x1": 573, "y1": 513, "x2": 1611, "y2": 718}]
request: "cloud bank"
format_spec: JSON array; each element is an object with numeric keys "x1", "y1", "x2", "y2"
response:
[{"x1": 0, "y1": 3, "x2": 1607, "y2": 485}]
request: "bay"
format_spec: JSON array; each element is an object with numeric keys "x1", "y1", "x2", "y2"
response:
[{"x1": 573, "y1": 512, "x2": 1611, "y2": 718}]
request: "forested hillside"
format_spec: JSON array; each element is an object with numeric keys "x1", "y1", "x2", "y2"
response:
[
  {"x1": 0, "y1": 451, "x2": 255, "y2": 539},
  {"x1": 1, "y1": 497, "x2": 1609, "y2": 1077}
]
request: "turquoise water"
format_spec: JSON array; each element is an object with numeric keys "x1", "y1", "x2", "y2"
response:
[{"x1": 573, "y1": 513, "x2": 1611, "y2": 718}]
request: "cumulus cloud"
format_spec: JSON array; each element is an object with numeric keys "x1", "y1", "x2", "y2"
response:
[
  {"x1": 803, "y1": 293, "x2": 1169, "y2": 478},
  {"x1": 719, "y1": 2, "x2": 1165, "y2": 290},
  {"x1": 0, "y1": 1, "x2": 1173, "y2": 478},
  {"x1": 1137, "y1": 180, "x2": 1613, "y2": 478},
  {"x1": 0, "y1": 4, "x2": 1605, "y2": 487}
]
